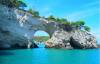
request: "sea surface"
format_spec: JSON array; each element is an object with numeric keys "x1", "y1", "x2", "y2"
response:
[{"x1": 0, "y1": 48, "x2": 100, "y2": 64}]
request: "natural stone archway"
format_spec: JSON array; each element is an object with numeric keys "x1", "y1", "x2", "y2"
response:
[
  {"x1": 0, "y1": 4, "x2": 98, "y2": 49},
  {"x1": 15, "y1": 12, "x2": 59, "y2": 48},
  {"x1": 33, "y1": 30, "x2": 50, "y2": 48},
  {"x1": 0, "y1": 4, "x2": 59, "y2": 49}
]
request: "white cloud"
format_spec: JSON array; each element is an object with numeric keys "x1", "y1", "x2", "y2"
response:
[
  {"x1": 67, "y1": 7, "x2": 98, "y2": 21},
  {"x1": 66, "y1": 0, "x2": 99, "y2": 21},
  {"x1": 82, "y1": 1, "x2": 99, "y2": 8}
]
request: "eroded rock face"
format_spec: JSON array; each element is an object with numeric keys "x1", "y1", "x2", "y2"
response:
[
  {"x1": 70, "y1": 30, "x2": 97, "y2": 49},
  {"x1": 0, "y1": 4, "x2": 98, "y2": 49},
  {"x1": 0, "y1": 4, "x2": 58, "y2": 49},
  {"x1": 0, "y1": 26, "x2": 38, "y2": 50},
  {"x1": 45, "y1": 30, "x2": 98, "y2": 49},
  {"x1": 0, "y1": 4, "x2": 44, "y2": 49},
  {"x1": 45, "y1": 30, "x2": 73, "y2": 49}
]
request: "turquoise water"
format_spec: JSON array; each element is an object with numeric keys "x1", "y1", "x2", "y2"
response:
[
  {"x1": 0, "y1": 48, "x2": 100, "y2": 64},
  {"x1": 37, "y1": 42, "x2": 45, "y2": 48}
]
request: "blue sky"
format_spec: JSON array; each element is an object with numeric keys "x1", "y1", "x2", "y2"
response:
[
  {"x1": 24, "y1": 0, "x2": 100, "y2": 43},
  {"x1": 34, "y1": 30, "x2": 49, "y2": 36}
]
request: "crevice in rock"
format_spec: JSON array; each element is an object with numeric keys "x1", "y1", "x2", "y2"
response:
[{"x1": 69, "y1": 37, "x2": 83, "y2": 49}]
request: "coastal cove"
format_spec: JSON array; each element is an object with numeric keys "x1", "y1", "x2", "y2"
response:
[{"x1": 0, "y1": 48, "x2": 100, "y2": 64}]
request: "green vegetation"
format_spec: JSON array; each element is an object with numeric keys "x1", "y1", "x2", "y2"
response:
[
  {"x1": 0, "y1": 0, "x2": 27, "y2": 8},
  {"x1": 84, "y1": 26, "x2": 90, "y2": 32},
  {"x1": 70, "y1": 20, "x2": 85, "y2": 29},
  {"x1": 47, "y1": 15, "x2": 68, "y2": 24},
  {"x1": 46, "y1": 15, "x2": 90, "y2": 31},
  {"x1": 33, "y1": 36, "x2": 50, "y2": 42},
  {"x1": 0, "y1": 0, "x2": 39, "y2": 17},
  {"x1": 28, "y1": 8, "x2": 40, "y2": 17},
  {"x1": 47, "y1": 15, "x2": 56, "y2": 21}
]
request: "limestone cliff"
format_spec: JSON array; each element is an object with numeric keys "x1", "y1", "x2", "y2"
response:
[
  {"x1": 0, "y1": 4, "x2": 98, "y2": 49},
  {"x1": 0, "y1": 4, "x2": 57, "y2": 49}
]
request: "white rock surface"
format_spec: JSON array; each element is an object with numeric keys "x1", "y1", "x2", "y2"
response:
[{"x1": 45, "y1": 30, "x2": 98, "y2": 49}]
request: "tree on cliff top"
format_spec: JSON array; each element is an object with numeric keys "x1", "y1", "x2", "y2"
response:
[
  {"x1": 47, "y1": 15, "x2": 56, "y2": 21},
  {"x1": 0, "y1": 0, "x2": 27, "y2": 8},
  {"x1": 16, "y1": 0, "x2": 27, "y2": 9},
  {"x1": 84, "y1": 26, "x2": 90, "y2": 32},
  {"x1": 47, "y1": 15, "x2": 90, "y2": 31},
  {"x1": 47, "y1": 15, "x2": 68, "y2": 24},
  {"x1": 71, "y1": 20, "x2": 85, "y2": 29},
  {"x1": 28, "y1": 8, "x2": 40, "y2": 17}
]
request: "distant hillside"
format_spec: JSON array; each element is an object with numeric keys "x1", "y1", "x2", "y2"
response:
[{"x1": 33, "y1": 36, "x2": 50, "y2": 42}]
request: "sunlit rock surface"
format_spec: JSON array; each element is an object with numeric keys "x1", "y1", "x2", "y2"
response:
[
  {"x1": 0, "y1": 4, "x2": 98, "y2": 49},
  {"x1": 45, "y1": 30, "x2": 98, "y2": 49}
]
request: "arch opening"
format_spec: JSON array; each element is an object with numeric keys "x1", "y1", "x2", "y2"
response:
[{"x1": 33, "y1": 30, "x2": 50, "y2": 48}]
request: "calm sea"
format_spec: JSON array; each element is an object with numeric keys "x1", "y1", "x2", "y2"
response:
[{"x1": 0, "y1": 48, "x2": 100, "y2": 64}]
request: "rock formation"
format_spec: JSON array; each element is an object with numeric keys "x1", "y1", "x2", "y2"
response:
[
  {"x1": 45, "y1": 30, "x2": 98, "y2": 49},
  {"x1": 0, "y1": 4, "x2": 57, "y2": 49},
  {"x1": 0, "y1": 4, "x2": 98, "y2": 49}
]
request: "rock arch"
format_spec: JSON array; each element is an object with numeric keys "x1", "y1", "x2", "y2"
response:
[
  {"x1": 0, "y1": 4, "x2": 59, "y2": 49},
  {"x1": 0, "y1": 4, "x2": 98, "y2": 49},
  {"x1": 15, "y1": 10, "x2": 59, "y2": 48}
]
